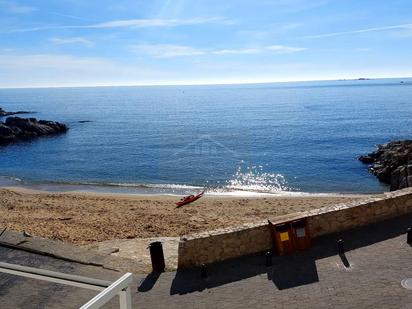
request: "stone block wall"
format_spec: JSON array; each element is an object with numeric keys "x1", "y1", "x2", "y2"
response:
[
  {"x1": 177, "y1": 188, "x2": 412, "y2": 269},
  {"x1": 177, "y1": 222, "x2": 271, "y2": 268},
  {"x1": 307, "y1": 189, "x2": 412, "y2": 237}
]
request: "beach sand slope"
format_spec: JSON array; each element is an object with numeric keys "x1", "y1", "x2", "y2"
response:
[{"x1": 0, "y1": 188, "x2": 369, "y2": 245}]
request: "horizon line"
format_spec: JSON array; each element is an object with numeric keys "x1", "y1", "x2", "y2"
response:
[{"x1": 0, "y1": 76, "x2": 411, "y2": 90}]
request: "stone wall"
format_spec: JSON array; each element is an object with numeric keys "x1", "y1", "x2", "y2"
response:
[
  {"x1": 177, "y1": 222, "x2": 269, "y2": 268},
  {"x1": 307, "y1": 189, "x2": 412, "y2": 237},
  {"x1": 177, "y1": 188, "x2": 412, "y2": 269}
]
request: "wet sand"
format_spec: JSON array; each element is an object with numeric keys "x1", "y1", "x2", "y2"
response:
[{"x1": 0, "y1": 187, "x2": 371, "y2": 245}]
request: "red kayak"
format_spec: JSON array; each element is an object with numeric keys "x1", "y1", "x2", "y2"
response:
[{"x1": 176, "y1": 191, "x2": 204, "y2": 207}]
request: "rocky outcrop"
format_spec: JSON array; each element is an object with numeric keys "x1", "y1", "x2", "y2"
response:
[
  {"x1": 359, "y1": 140, "x2": 412, "y2": 191},
  {"x1": 0, "y1": 107, "x2": 33, "y2": 117},
  {"x1": 0, "y1": 117, "x2": 68, "y2": 145}
]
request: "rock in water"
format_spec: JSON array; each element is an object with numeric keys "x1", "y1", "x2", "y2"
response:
[
  {"x1": 0, "y1": 117, "x2": 68, "y2": 145},
  {"x1": 359, "y1": 140, "x2": 412, "y2": 191},
  {"x1": 0, "y1": 107, "x2": 33, "y2": 117}
]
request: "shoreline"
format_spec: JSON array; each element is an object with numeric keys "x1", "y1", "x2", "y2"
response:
[
  {"x1": 1, "y1": 185, "x2": 372, "y2": 199},
  {"x1": 0, "y1": 187, "x2": 373, "y2": 245},
  {"x1": 0, "y1": 184, "x2": 374, "y2": 199},
  {"x1": 0, "y1": 176, "x2": 384, "y2": 197}
]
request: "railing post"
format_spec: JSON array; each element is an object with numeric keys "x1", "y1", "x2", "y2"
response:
[{"x1": 119, "y1": 287, "x2": 132, "y2": 309}]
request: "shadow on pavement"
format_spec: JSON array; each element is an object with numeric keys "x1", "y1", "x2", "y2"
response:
[
  {"x1": 170, "y1": 253, "x2": 267, "y2": 295},
  {"x1": 170, "y1": 213, "x2": 412, "y2": 295},
  {"x1": 138, "y1": 272, "x2": 161, "y2": 292},
  {"x1": 269, "y1": 253, "x2": 319, "y2": 290}
]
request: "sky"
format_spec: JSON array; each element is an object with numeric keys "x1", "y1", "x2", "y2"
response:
[{"x1": 1, "y1": 0, "x2": 412, "y2": 88}]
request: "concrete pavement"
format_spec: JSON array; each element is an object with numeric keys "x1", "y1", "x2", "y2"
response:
[{"x1": 1, "y1": 214, "x2": 412, "y2": 308}]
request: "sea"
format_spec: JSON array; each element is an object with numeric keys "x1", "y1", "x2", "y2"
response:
[{"x1": 0, "y1": 78, "x2": 411, "y2": 196}]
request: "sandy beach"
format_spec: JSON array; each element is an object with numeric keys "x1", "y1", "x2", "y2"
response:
[{"x1": 0, "y1": 187, "x2": 372, "y2": 245}]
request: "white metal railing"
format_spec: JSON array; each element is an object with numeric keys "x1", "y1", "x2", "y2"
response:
[
  {"x1": 0, "y1": 262, "x2": 133, "y2": 309},
  {"x1": 80, "y1": 273, "x2": 133, "y2": 309}
]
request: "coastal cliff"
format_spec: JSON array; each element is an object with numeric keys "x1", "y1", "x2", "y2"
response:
[
  {"x1": 0, "y1": 116, "x2": 68, "y2": 145},
  {"x1": 359, "y1": 140, "x2": 412, "y2": 191}
]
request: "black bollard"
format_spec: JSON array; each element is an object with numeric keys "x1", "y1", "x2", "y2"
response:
[
  {"x1": 148, "y1": 241, "x2": 165, "y2": 273},
  {"x1": 407, "y1": 228, "x2": 412, "y2": 245},
  {"x1": 337, "y1": 239, "x2": 345, "y2": 255},
  {"x1": 200, "y1": 263, "x2": 208, "y2": 279},
  {"x1": 265, "y1": 251, "x2": 273, "y2": 267}
]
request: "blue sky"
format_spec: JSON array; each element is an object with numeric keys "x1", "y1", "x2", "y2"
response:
[{"x1": 1, "y1": 0, "x2": 412, "y2": 87}]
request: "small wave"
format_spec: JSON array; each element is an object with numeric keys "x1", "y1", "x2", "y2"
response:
[
  {"x1": 40, "y1": 180, "x2": 203, "y2": 190},
  {"x1": 0, "y1": 168, "x2": 292, "y2": 195},
  {"x1": 224, "y1": 165, "x2": 292, "y2": 194},
  {"x1": 0, "y1": 175, "x2": 346, "y2": 196},
  {"x1": 1, "y1": 176, "x2": 23, "y2": 182},
  {"x1": 205, "y1": 189, "x2": 332, "y2": 197},
  {"x1": 147, "y1": 183, "x2": 204, "y2": 190},
  {"x1": 0, "y1": 175, "x2": 23, "y2": 185}
]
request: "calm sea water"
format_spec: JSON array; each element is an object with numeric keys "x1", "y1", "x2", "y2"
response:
[{"x1": 0, "y1": 78, "x2": 411, "y2": 195}]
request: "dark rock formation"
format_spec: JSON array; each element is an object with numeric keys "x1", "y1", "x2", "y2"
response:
[
  {"x1": 0, "y1": 107, "x2": 34, "y2": 117},
  {"x1": 359, "y1": 140, "x2": 412, "y2": 191},
  {"x1": 0, "y1": 117, "x2": 68, "y2": 145}
]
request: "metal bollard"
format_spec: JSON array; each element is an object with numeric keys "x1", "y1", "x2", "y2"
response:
[
  {"x1": 200, "y1": 263, "x2": 208, "y2": 279},
  {"x1": 337, "y1": 239, "x2": 345, "y2": 255},
  {"x1": 148, "y1": 242, "x2": 165, "y2": 273},
  {"x1": 265, "y1": 251, "x2": 273, "y2": 267},
  {"x1": 407, "y1": 228, "x2": 412, "y2": 245}
]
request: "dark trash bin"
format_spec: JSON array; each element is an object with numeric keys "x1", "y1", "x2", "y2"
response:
[
  {"x1": 268, "y1": 221, "x2": 295, "y2": 255},
  {"x1": 291, "y1": 219, "x2": 311, "y2": 251},
  {"x1": 149, "y1": 241, "x2": 165, "y2": 273}
]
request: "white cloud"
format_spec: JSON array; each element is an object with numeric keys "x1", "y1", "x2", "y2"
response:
[
  {"x1": 0, "y1": 53, "x2": 165, "y2": 88},
  {"x1": 0, "y1": 51, "x2": 410, "y2": 88},
  {"x1": 303, "y1": 23, "x2": 412, "y2": 39},
  {"x1": 318, "y1": 47, "x2": 372, "y2": 53},
  {"x1": 0, "y1": 52, "x2": 313, "y2": 88},
  {"x1": 47, "y1": 12, "x2": 89, "y2": 22},
  {"x1": 266, "y1": 45, "x2": 307, "y2": 53},
  {"x1": 131, "y1": 44, "x2": 307, "y2": 58},
  {"x1": 211, "y1": 48, "x2": 261, "y2": 55},
  {"x1": 6, "y1": 17, "x2": 232, "y2": 33},
  {"x1": 91, "y1": 17, "x2": 230, "y2": 28},
  {"x1": 0, "y1": 0, "x2": 36, "y2": 13},
  {"x1": 49, "y1": 37, "x2": 94, "y2": 47},
  {"x1": 0, "y1": 54, "x2": 111, "y2": 71},
  {"x1": 131, "y1": 44, "x2": 206, "y2": 58}
]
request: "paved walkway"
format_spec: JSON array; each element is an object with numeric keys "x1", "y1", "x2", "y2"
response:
[
  {"x1": 85, "y1": 236, "x2": 180, "y2": 271},
  {"x1": 2, "y1": 214, "x2": 412, "y2": 308}
]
